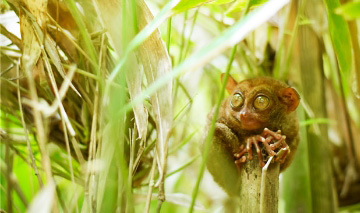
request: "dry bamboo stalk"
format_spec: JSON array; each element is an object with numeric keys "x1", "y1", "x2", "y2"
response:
[{"x1": 239, "y1": 156, "x2": 280, "y2": 213}]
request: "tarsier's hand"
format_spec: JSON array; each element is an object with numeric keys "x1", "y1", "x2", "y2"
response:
[{"x1": 234, "y1": 128, "x2": 290, "y2": 168}]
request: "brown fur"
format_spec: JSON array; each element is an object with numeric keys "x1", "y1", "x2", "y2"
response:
[{"x1": 205, "y1": 76, "x2": 300, "y2": 196}]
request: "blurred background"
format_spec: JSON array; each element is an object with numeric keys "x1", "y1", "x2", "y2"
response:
[{"x1": 1, "y1": 0, "x2": 359, "y2": 212}]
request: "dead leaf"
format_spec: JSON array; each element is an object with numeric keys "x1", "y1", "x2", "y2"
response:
[
  {"x1": 136, "y1": 0, "x2": 173, "y2": 197},
  {"x1": 93, "y1": 0, "x2": 149, "y2": 141}
]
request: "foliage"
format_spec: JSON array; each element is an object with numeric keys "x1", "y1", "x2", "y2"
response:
[{"x1": 1, "y1": 0, "x2": 360, "y2": 212}]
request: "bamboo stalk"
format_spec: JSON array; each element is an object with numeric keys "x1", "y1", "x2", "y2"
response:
[
  {"x1": 239, "y1": 156, "x2": 280, "y2": 213},
  {"x1": 260, "y1": 157, "x2": 280, "y2": 213}
]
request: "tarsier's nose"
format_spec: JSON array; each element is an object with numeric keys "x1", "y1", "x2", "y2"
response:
[
  {"x1": 238, "y1": 110, "x2": 259, "y2": 130},
  {"x1": 240, "y1": 110, "x2": 248, "y2": 119}
]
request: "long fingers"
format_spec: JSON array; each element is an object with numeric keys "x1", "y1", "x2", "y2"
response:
[
  {"x1": 235, "y1": 156, "x2": 247, "y2": 171},
  {"x1": 234, "y1": 131, "x2": 287, "y2": 169},
  {"x1": 270, "y1": 136, "x2": 287, "y2": 150},
  {"x1": 261, "y1": 128, "x2": 282, "y2": 140},
  {"x1": 234, "y1": 146, "x2": 247, "y2": 159},
  {"x1": 255, "y1": 135, "x2": 276, "y2": 156},
  {"x1": 275, "y1": 146, "x2": 290, "y2": 163}
]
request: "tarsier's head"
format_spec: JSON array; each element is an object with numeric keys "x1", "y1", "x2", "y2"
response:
[{"x1": 222, "y1": 74, "x2": 300, "y2": 132}]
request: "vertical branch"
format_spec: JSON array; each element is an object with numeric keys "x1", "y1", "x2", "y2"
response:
[
  {"x1": 239, "y1": 157, "x2": 262, "y2": 213},
  {"x1": 260, "y1": 158, "x2": 280, "y2": 213},
  {"x1": 239, "y1": 157, "x2": 280, "y2": 213}
]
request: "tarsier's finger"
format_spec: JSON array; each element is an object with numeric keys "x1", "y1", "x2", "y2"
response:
[
  {"x1": 253, "y1": 135, "x2": 265, "y2": 142},
  {"x1": 264, "y1": 136, "x2": 277, "y2": 151},
  {"x1": 259, "y1": 160, "x2": 265, "y2": 167},
  {"x1": 255, "y1": 135, "x2": 276, "y2": 156},
  {"x1": 276, "y1": 147, "x2": 290, "y2": 163},
  {"x1": 234, "y1": 148, "x2": 247, "y2": 159},
  {"x1": 237, "y1": 144, "x2": 245, "y2": 153},
  {"x1": 263, "y1": 141, "x2": 276, "y2": 156},
  {"x1": 281, "y1": 141, "x2": 288, "y2": 148},
  {"x1": 235, "y1": 156, "x2": 246, "y2": 164},
  {"x1": 270, "y1": 136, "x2": 287, "y2": 150},
  {"x1": 265, "y1": 136, "x2": 273, "y2": 143},
  {"x1": 235, "y1": 156, "x2": 247, "y2": 170},
  {"x1": 262, "y1": 128, "x2": 282, "y2": 140}
]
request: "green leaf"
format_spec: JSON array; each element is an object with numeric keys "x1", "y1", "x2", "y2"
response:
[
  {"x1": 226, "y1": 0, "x2": 267, "y2": 16},
  {"x1": 336, "y1": 2, "x2": 360, "y2": 20},
  {"x1": 299, "y1": 118, "x2": 333, "y2": 126},
  {"x1": 210, "y1": 0, "x2": 236, "y2": 5},
  {"x1": 323, "y1": 0, "x2": 352, "y2": 77},
  {"x1": 172, "y1": 0, "x2": 214, "y2": 14},
  {"x1": 65, "y1": 0, "x2": 99, "y2": 70},
  {"x1": 123, "y1": 0, "x2": 290, "y2": 114}
]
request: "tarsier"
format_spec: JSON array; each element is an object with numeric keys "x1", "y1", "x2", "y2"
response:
[{"x1": 205, "y1": 75, "x2": 300, "y2": 196}]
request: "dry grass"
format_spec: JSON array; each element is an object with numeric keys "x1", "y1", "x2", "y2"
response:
[{"x1": 1, "y1": 0, "x2": 360, "y2": 212}]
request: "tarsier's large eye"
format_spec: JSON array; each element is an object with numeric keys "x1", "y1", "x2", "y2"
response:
[
  {"x1": 254, "y1": 95, "x2": 270, "y2": 110},
  {"x1": 230, "y1": 93, "x2": 244, "y2": 109}
]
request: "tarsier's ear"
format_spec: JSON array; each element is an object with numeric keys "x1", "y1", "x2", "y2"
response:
[
  {"x1": 221, "y1": 73, "x2": 238, "y2": 93},
  {"x1": 279, "y1": 87, "x2": 300, "y2": 112}
]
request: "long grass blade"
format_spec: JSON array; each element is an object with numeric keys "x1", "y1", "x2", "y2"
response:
[
  {"x1": 323, "y1": 0, "x2": 352, "y2": 82},
  {"x1": 65, "y1": 0, "x2": 99, "y2": 70}
]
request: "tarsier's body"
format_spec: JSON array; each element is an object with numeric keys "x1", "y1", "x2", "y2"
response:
[{"x1": 205, "y1": 75, "x2": 300, "y2": 196}]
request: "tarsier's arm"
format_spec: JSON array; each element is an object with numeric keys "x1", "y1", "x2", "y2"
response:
[
  {"x1": 205, "y1": 120, "x2": 242, "y2": 196},
  {"x1": 205, "y1": 75, "x2": 300, "y2": 196}
]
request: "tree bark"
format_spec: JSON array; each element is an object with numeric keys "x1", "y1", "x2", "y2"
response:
[{"x1": 239, "y1": 157, "x2": 280, "y2": 213}]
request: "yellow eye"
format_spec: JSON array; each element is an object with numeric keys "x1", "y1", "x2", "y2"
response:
[
  {"x1": 230, "y1": 93, "x2": 244, "y2": 109},
  {"x1": 254, "y1": 95, "x2": 270, "y2": 110}
]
